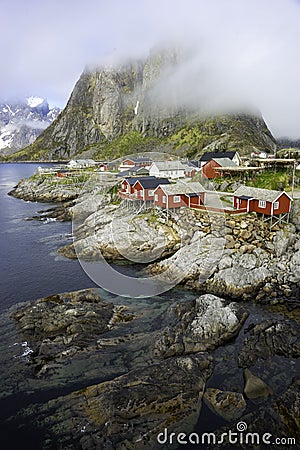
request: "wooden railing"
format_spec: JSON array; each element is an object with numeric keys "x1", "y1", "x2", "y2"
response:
[
  {"x1": 118, "y1": 191, "x2": 143, "y2": 200},
  {"x1": 191, "y1": 204, "x2": 247, "y2": 214}
]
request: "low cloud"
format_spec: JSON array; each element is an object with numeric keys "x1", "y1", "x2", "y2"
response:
[{"x1": 1, "y1": 0, "x2": 300, "y2": 138}]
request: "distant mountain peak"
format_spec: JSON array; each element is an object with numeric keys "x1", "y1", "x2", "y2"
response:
[
  {"x1": 26, "y1": 96, "x2": 45, "y2": 108},
  {"x1": 0, "y1": 98, "x2": 60, "y2": 156}
]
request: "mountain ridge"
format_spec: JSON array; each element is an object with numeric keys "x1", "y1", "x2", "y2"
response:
[
  {"x1": 7, "y1": 50, "x2": 277, "y2": 161},
  {"x1": 0, "y1": 97, "x2": 60, "y2": 156}
]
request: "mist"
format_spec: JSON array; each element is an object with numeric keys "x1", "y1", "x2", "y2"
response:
[{"x1": 2, "y1": 0, "x2": 300, "y2": 138}]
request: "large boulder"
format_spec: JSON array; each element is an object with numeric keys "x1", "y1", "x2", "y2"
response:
[
  {"x1": 273, "y1": 224, "x2": 297, "y2": 257},
  {"x1": 153, "y1": 294, "x2": 248, "y2": 358},
  {"x1": 203, "y1": 252, "x2": 271, "y2": 299},
  {"x1": 148, "y1": 235, "x2": 226, "y2": 285},
  {"x1": 289, "y1": 250, "x2": 300, "y2": 283},
  {"x1": 61, "y1": 205, "x2": 180, "y2": 262}
]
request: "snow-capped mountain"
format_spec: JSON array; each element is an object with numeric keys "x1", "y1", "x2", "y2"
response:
[{"x1": 0, "y1": 97, "x2": 60, "y2": 156}]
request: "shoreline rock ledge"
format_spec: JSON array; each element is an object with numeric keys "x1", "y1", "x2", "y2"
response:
[{"x1": 8, "y1": 289, "x2": 251, "y2": 449}]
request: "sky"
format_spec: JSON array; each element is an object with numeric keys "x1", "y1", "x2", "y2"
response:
[{"x1": 1, "y1": 0, "x2": 300, "y2": 138}]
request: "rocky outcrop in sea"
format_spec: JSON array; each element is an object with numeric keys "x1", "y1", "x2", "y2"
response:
[
  {"x1": 8, "y1": 175, "x2": 81, "y2": 202},
  {"x1": 3, "y1": 288, "x2": 299, "y2": 449}
]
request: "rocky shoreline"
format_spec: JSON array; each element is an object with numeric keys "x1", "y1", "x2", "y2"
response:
[
  {"x1": 54, "y1": 193, "x2": 300, "y2": 305},
  {"x1": 8, "y1": 175, "x2": 82, "y2": 202},
  {"x1": 6, "y1": 174, "x2": 300, "y2": 449},
  {"x1": 5, "y1": 288, "x2": 299, "y2": 449}
]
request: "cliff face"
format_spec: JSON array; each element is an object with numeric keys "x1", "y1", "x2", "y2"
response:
[{"x1": 12, "y1": 50, "x2": 277, "y2": 161}]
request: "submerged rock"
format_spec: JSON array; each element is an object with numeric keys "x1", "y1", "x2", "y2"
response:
[
  {"x1": 28, "y1": 202, "x2": 74, "y2": 221},
  {"x1": 204, "y1": 388, "x2": 247, "y2": 421},
  {"x1": 275, "y1": 379, "x2": 300, "y2": 441},
  {"x1": 243, "y1": 368, "x2": 272, "y2": 399},
  {"x1": 238, "y1": 319, "x2": 300, "y2": 368},
  {"x1": 204, "y1": 407, "x2": 297, "y2": 450},
  {"x1": 18, "y1": 354, "x2": 213, "y2": 450}
]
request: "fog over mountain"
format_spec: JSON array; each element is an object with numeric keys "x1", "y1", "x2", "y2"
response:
[{"x1": 2, "y1": 0, "x2": 300, "y2": 138}]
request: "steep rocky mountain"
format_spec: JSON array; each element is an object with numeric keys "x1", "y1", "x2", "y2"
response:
[
  {"x1": 10, "y1": 50, "x2": 277, "y2": 161},
  {"x1": 0, "y1": 97, "x2": 60, "y2": 156}
]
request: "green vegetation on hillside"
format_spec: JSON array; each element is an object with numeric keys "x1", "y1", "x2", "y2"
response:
[
  {"x1": 5, "y1": 110, "x2": 277, "y2": 162},
  {"x1": 247, "y1": 169, "x2": 296, "y2": 191},
  {"x1": 91, "y1": 131, "x2": 166, "y2": 160},
  {"x1": 6, "y1": 145, "x2": 52, "y2": 161},
  {"x1": 194, "y1": 166, "x2": 300, "y2": 193},
  {"x1": 168, "y1": 126, "x2": 212, "y2": 157},
  {"x1": 167, "y1": 114, "x2": 276, "y2": 159}
]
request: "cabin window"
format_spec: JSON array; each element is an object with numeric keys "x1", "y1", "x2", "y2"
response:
[
  {"x1": 274, "y1": 201, "x2": 279, "y2": 210},
  {"x1": 258, "y1": 200, "x2": 266, "y2": 208},
  {"x1": 154, "y1": 194, "x2": 158, "y2": 201},
  {"x1": 173, "y1": 195, "x2": 181, "y2": 203},
  {"x1": 148, "y1": 190, "x2": 154, "y2": 197},
  {"x1": 162, "y1": 196, "x2": 166, "y2": 203}
]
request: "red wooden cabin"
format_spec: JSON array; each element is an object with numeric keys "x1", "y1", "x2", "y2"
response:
[
  {"x1": 153, "y1": 182, "x2": 205, "y2": 209},
  {"x1": 119, "y1": 177, "x2": 167, "y2": 201},
  {"x1": 202, "y1": 158, "x2": 237, "y2": 179},
  {"x1": 233, "y1": 186, "x2": 292, "y2": 216},
  {"x1": 99, "y1": 162, "x2": 108, "y2": 171},
  {"x1": 132, "y1": 178, "x2": 170, "y2": 201},
  {"x1": 120, "y1": 177, "x2": 145, "y2": 197},
  {"x1": 119, "y1": 157, "x2": 152, "y2": 172}
]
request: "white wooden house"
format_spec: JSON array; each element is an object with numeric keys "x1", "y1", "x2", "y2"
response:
[{"x1": 149, "y1": 161, "x2": 186, "y2": 179}]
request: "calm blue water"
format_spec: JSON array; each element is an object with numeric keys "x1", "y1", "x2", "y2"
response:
[{"x1": 0, "y1": 163, "x2": 97, "y2": 312}]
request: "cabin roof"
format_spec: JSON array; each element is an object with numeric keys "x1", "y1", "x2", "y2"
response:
[
  {"x1": 134, "y1": 178, "x2": 170, "y2": 189},
  {"x1": 151, "y1": 161, "x2": 187, "y2": 171},
  {"x1": 117, "y1": 166, "x2": 150, "y2": 177},
  {"x1": 122, "y1": 157, "x2": 152, "y2": 163},
  {"x1": 122, "y1": 176, "x2": 156, "y2": 185},
  {"x1": 158, "y1": 181, "x2": 205, "y2": 196},
  {"x1": 189, "y1": 160, "x2": 201, "y2": 168},
  {"x1": 199, "y1": 151, "x2": 238, "y2": 162},
  {"x1": 234, "y1": 186, "x2": 292, "y2": 202},
  {"x1": 210, "y1": 157, "x2": 237, "y2": 167}
]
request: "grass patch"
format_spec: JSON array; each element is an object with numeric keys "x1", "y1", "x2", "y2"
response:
[
  {"x1": 220, "y1": 196, "x2": 232, "y2": 204},
  {"x1": 92, "y1": 131, "x2": 166, "y2": 160},
  {"x1": 247, "y1": 169, "x2": 292, "y2": 190}
]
